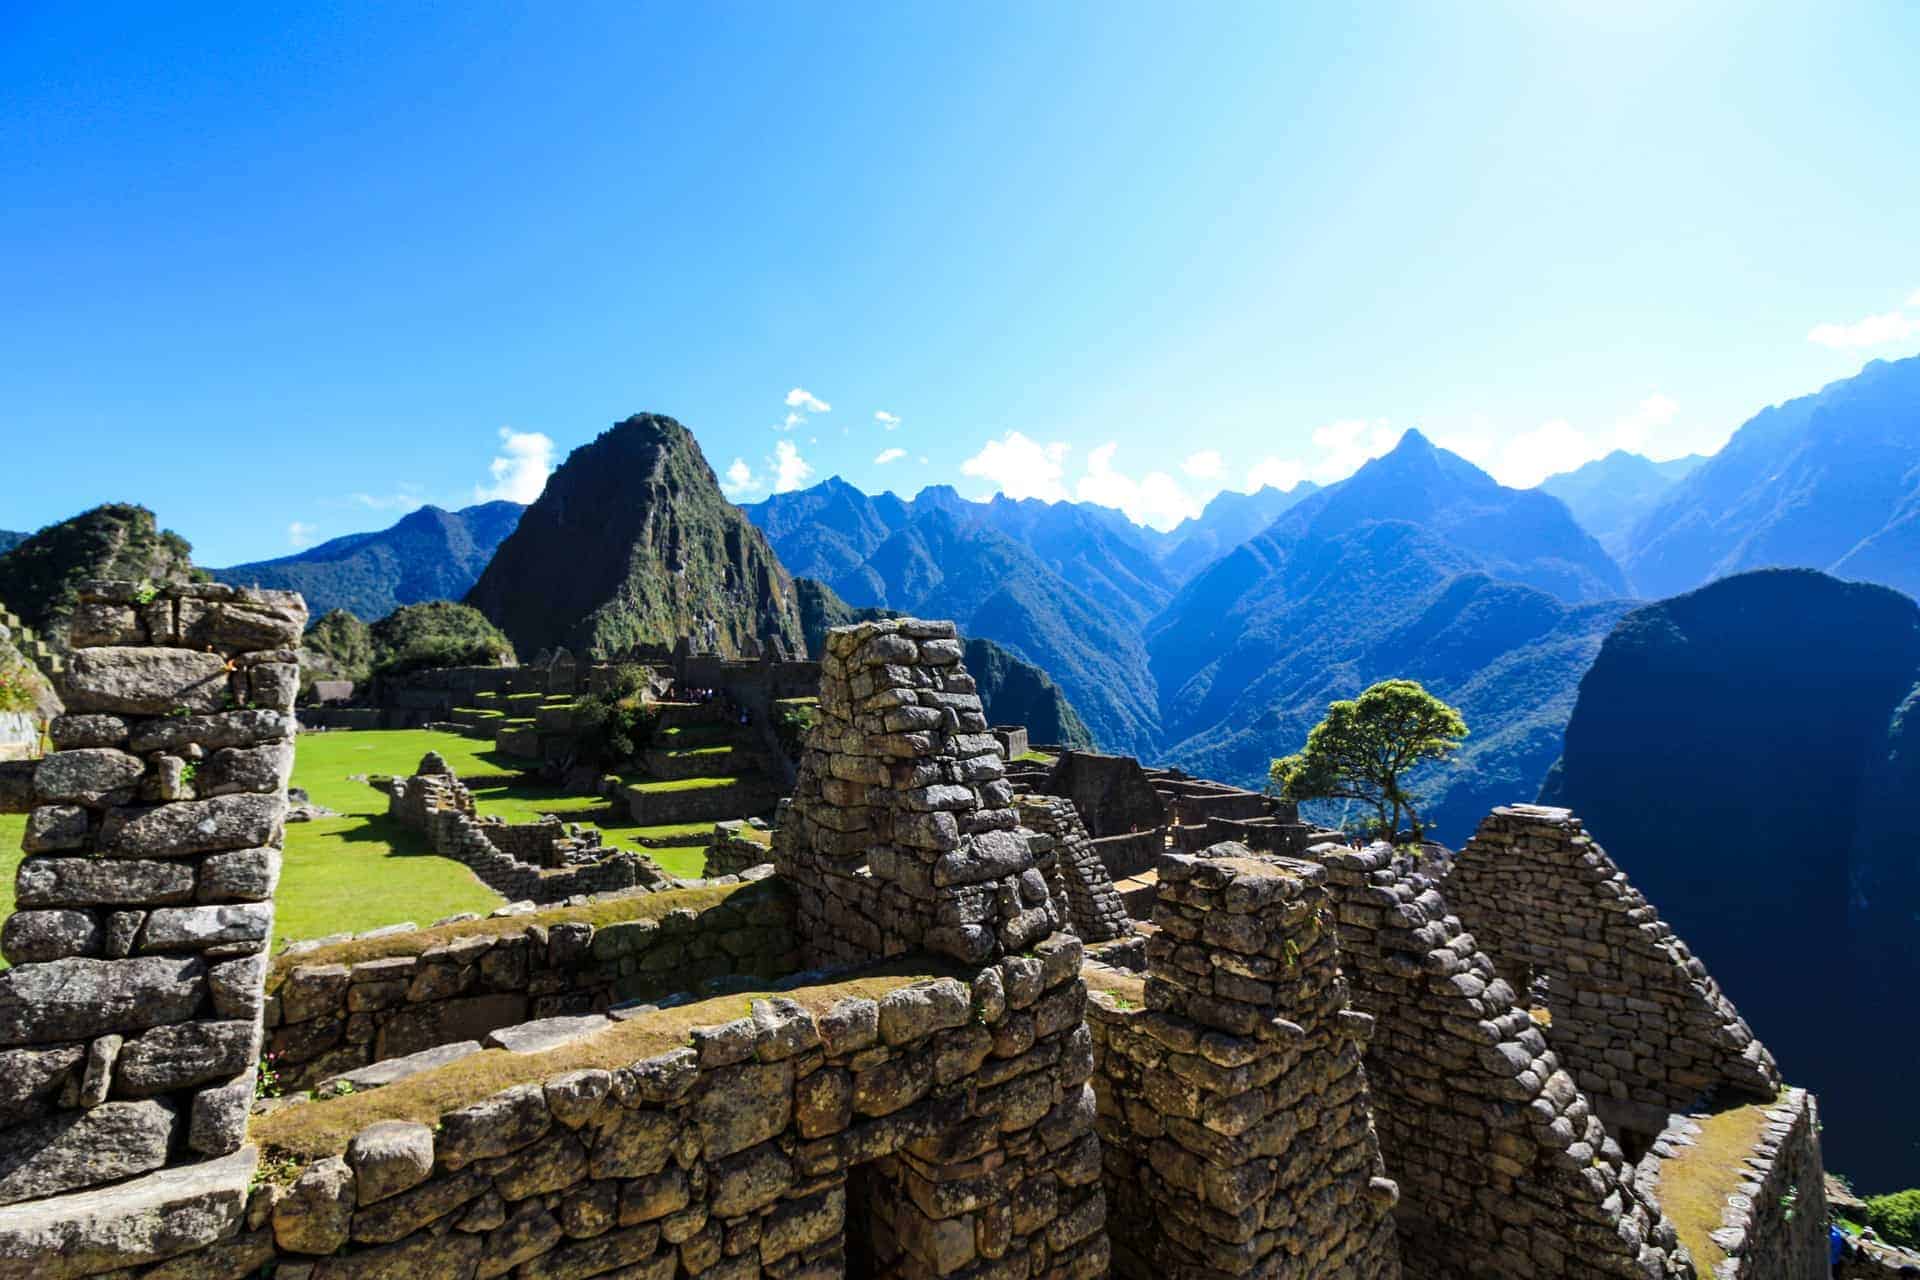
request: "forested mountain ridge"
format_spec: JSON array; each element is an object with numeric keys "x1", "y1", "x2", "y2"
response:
[
  {"x1": 213, "y1": 500, "x2": 523, "y2": 620},
  {"x1": 1624, "y1": 353, "x2": 1920, "y2": 600}
]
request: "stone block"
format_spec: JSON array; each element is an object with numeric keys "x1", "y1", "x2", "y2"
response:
[
  {"x1": 101, "y1": 792, "x2": 287, "y2": 858},
  {"x1": 188, "y1": 1071, "x2": 255, "y2": 1156},
  {"x1": 62, "y1": 647, "x2": 233, "y2": 716},
  {"x1": 22, "y1": 805, "x2": 88, "y2": 854},
  {"x1": 33, "y1": 749, "x2": 144, "y2": 807},
  {"x1": 0, "y1": 909, "x2": 103, "y2": 965},
  {"x1": 347, "y1": 1120, "x2": 436, "y2": 1205},
  {"x1": 128, "y1": 710, "x2": 293, "y2": 754},
  {"x1": 0, "y1": 1044, "x2": 85, "y2": 1123},
  {"x1": 113, "y1": 1020, "x2": 258, "y2": 1097},
  {"x1": 198, "y1": 742, "x2": 293, "y2": 798},
  {"x1": 0, "y1": 1099, "x2": 181, "y2": 1205},
  {"x1": 0, "y1": 954, "x2": 205, "y2": 1047},
  {"x1": 140, "y1": 902, "x2": 273, "y2": 951},
  {"x1": 273, "y1": 1156, "x2": 354, "y2": 1255},
  {"x1": 0, "y1": 1145, "x2": 255, "y2": 1279},
  {"x1": 46, "y1": 715, "x2": 129, "y2": 750},
  {"x1": 14, "y1": 856, "x2": 196, "y2": 908},
  {"x1": 197, "y1": 846, "x2": 283, "y2": 902}
]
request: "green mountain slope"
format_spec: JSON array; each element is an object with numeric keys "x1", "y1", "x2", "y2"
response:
[
  {"x1": 213, "y1": 501, "x2": 523, "y2": 620},
  {"x1": 466, "y1": 414, "x2": 805, "y2": 659},
  {"x1": 0, "y1": 504, "x2": 198, "y2": 661}
]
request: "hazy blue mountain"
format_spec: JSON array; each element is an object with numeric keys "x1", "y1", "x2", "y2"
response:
[
  {"x1": 1145, "y1": 431, "x2": 1632, "y2": 840},
  {"x1": 1625, "y1": 354, "x2": 1920, "y2": 600},
  {"x1": 214, "y1": 501, "x2": 523, "y2": 621},
  {"x1": 0, "y1": 532, "x2": 25, "y2": 556},
  {"x1": 1537, "y1": 450, "x2": 1706, "y2": 561},
  {"x1": 1156, "y1": 483, "x2": 1320, "y2": 583},
  {"x1": 1539, "y1": 569, "x2": 1920, "y2": 1189}
]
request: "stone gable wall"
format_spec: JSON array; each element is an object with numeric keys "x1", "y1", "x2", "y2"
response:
[
  {"x1": 1087, "y1": 847, "x2": 1401, "y2": 1280},
  {"x1": 0, "y1": 580, "x2": 305, "y2": 1205},
  {"x1": 1310, "y1": 841, "x2": 1693, "y2": 1278},
  {"x1": 1447, "y1": 805, "x2": 1781, "y2": 1119},
  {"x1": 267, "y1": 883, "x2": 800, "y2": 1091},
  {"x1": 1015, "y1": 797, "x2": 1131, "y2": 944}
]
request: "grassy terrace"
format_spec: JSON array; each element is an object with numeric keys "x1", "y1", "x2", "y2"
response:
[
  {"x1": 252, "y1": 962, "x2": 944, "y2": 1162},
  {"x1": 1652, "y1": 1097, "x2": 1779, "y2": 1271}
]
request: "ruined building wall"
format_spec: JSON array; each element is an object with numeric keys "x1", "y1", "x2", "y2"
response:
[
  {"x1": 1448, "y1": 805, "x2": 1781, "y2": 1119},
  {"x1": 0, "y1": 581, "x2": 305, "y2": 1204},
  {"x1": 266, "y1": 881, "x2": 800, "y2": 1091},
  {"x1": 1014, "y1": 796, "x2": 1131, "y2": 943},
  {"x1": 1087, "y1": 847, "x2": 1400, "y2": 1280},
  {"x1": 1311, "y1": 841, "x2": 1693, "y2": 1278},
  {"x1": 776, "y1": 619, "x2": 1064, "y2": 968}
]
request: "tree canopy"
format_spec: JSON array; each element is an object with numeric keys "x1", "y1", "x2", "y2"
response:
[{"x1": 1268, "y1": 678, "x2": 1467, "y2": 840}]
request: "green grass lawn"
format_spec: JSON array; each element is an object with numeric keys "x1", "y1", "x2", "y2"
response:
[{"x1": 624, "y1": 775, "x2": 740, "y2": 793}]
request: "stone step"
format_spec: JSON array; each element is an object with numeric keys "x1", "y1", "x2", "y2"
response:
[
  {"x1": 313, "y1": 1040, "x2": 484, "y2": 1098},
  {"x1": 483, "y1": 1014, "x2": 611, "y2": 1054}
]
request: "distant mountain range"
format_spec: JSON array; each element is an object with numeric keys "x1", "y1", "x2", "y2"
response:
[
  {"x1": 212, "y1": 501, "x2": 524, "y2": 620},
  {"x1": 1541, "y1": 568, "x2": 1920, "y2": 1189},
  {"x1": 1537, "y1": 450, "x2": 1706, "y2": 561},
  {"x1": 467, "y1": 414, "x2": 807, "y2": 660},
  {"x1": 0, "y1": 532, "x2": 25, "y2": 557},
  {"x1": 1155, "y1": 484, "x2": 1320, "y2": 583},
  {"x1": 1623, "y1": 352, "x2": 1920, "y2": 600}
]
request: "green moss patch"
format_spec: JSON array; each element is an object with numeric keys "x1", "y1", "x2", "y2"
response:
[
  {"x1": 252, "y1": 965, "x2": 947, "y2": 1162},
  {"x1": 269, "y1": 882, "x2": 751, "y2": 988},
  {"x1": 1654, "y1": 1096, "x2": 1780, "y2": 1270}
]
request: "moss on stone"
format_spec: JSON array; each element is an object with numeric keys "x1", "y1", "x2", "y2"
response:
[{"x1": 1654, "y1": 1096, "x2": 1780, "y2": 1270}]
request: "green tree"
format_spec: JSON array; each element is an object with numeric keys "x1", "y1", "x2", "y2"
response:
[
  {"x1": 368, "y1": 602, "x2": 515, "y2": 677},
  {"x1": 1865, "y1": 1188, "x2": 1920, "y2": 1249},
  {"x1": 1269, "y1": 678, "x2": 1468, "y2": 841}
]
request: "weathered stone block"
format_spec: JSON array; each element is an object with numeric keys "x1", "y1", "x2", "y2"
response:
[
  {"x1": 62, "y1": 647, "x2": 233, "y2": 716},
  {"x1": 0, "y1": 909, "x2": 103, "y2": 965},
  {"x1": 140, "y1": 902, "x2": 273, "y2": 951},
  {"x1": 14, "y1": 856, "x2": 196, "y2": 908},
  {"x1": 113, "y1": 1019, "x2": 258, "y2": 1097},
  {"x1": 198, "y1": 743, "x2": 294, "y2": 798},
  {"x1": 127, "y1": 710, "x2": 293, "y2": 754},
  {"x1": 0, "y1": 1099, "x2": 180, "y2": 1205},
  {"x1": 273, "y1": 1156, "x2": 354, "y2": 1255},
  {"x1": 101, "y1": 792, "x2": 287, "y2": 858},
  {"x1": 22, "y1": 805, "x2": 88, "y2": 854},
  {"x1": 0, "y1": 954, "x2": 205, "y2": 1047},
  {"x1": 188, "y1": 1071, "x2": 255, "y2": 1156},
  {"x1": 347, "y1": 1120, "x2": 436, "y2": 1205},
  {"x1": 33, "y1": 749, "x2": 144, "y2": 807},
  {"x1": 0, "y1": 1044, "x2": 85, "y2": 1123},
  {"x1": 47, "y1": 715, "x2": 129, "y2": 750},
  {"x1": 196, "y1": 846, "x2": 282, "y2": 902}
]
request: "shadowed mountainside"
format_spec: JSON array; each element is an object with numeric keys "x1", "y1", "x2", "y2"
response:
[
  {"x1": 1625, "y1": 353, "x2": 1920, "y2": 600},
  {"x1": 1539, "y1": 568, "x2": 1920, "y2": 1189},
  {"x1": 214, "y1": 500, "x2": 524, "y2": 620},
  {"x1": 467, "y1": 414, "x2": 805, "y2": 660}
]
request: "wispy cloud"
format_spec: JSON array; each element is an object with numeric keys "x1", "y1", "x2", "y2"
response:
[
  {"x1": 1432, "y1": 392, "x2": 1698, "y2": 487},
  {"x1": 352, "y1": 489, "x2": 428, "y2": 512},
  {"x1": 1181, "y1": 450, "x2": 1222, "y2": 480},
  {"x1": 874, "y1": 447, "x2": 907, "y2": 465},
  {"x1": 1807, "y1": 289, "x2": 1920, "y2": 349},
  {"x1": 875, "y1": 411, "x2": 901, "y2": 430},
  {"x1": 785, "y1": 387, "x2": 831, "y2": 414},
  {"x1": 1075, "y1": 442, "x2": 1201, "y2": 530},
  {"x1": 287, "y1": 521, "x2": 319, "y2": 549},
  {"x1": 960, "y1": 432, "x2": 1070, "y2": 502},
  {"x1": 476, "y1": 427, "x2": 555, "y2": 503},
  {"x1": 1244, "y1": 457, "x2": 1308, "y2": 492}
]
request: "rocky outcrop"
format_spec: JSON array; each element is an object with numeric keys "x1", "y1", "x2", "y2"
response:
[
  {"x1": 0, "y1": 506, "x2": 197, "y2": 669},
  {"x1": 467, "y1": 414, "x2": 806, "y2": 660}
]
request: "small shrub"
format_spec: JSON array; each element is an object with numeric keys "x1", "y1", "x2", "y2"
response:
[{"x1": 1865, "y1": 1188, "x2": 1920, "y2": 1249}]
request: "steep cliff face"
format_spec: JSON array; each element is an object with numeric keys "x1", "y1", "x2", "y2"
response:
[
  {"x1": 1540, "y1": 568, "x2": 1920, "y2": 1188},
  {"x1": 467, "y1": 414, "x2": 805, "y2": 659},
  {"x1": 0, "y1": 504, "x2": 198, "y2": 661}
]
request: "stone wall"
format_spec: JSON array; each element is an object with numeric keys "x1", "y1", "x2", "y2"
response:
[
  {"x1": 1087, "y1": 830, "x2": 1161, "y2": 880},
  {"x1": 0, "y1": 580, "x2": 305, "y2": 1204},
  {"x1": 777, "y1": 619, "x2": 1063, "y2": 969},
  {"x1": 384, "y1": 760, "x2": 673, "y2": 902},
  {"x1": 267, "y1": 882, "x2": 799, "y2": 1090},
  {"x1": 191, "y1": 944, "x2": 1104, "y2": 1280},
  {"x1": 1015, "y1": 797, "x2": 1131, "y2": 943},
  {"x1": 1086, "y1": 847, "x2": 1401, "y2": 1280},
  {"x1": 1310, "y1": 841, "x2": 1693, "y2": 1278},
  {"x1": 1044, "y1": 751, "x2": 1166, "y2": 839},
  {"x1": 1448, "y1": 806, "x2": 1781, "y2": 1119},
  {"x1": 703, "y1": 820, "x2": 775, "y2": 878}
]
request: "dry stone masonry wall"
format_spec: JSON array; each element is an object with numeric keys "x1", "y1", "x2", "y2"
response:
[
  {"x1": 1447, "y1": 806, "x2": 1782, "y2": 1119},
  {"x1": 1311, "y1": 841, "x2": 1693, "y2": 1278},
  {"x1": 1014, "y1": 797, "x2": 1131, "y2": 944},
  {"x1": 778, "y1": 619, "x2": 1063, "y2": 968},
  {"x1": 1087, "y1": 847, "x2": 1401, "y2": 1280},
  {"x1": 0, "y1": 580, "x2": 305, "y2": 1204}
]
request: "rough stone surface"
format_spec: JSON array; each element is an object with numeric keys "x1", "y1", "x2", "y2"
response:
[{"x1": 0, "y1": 1099, "x2": 180, "y2": 1206}]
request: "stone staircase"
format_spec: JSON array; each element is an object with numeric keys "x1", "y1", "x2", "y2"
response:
[
  {"x1": 622, "y1": 701, "x2": 779, "y2": 824},
  {"x1": 0, "y1": 600, "x2": 62, "y2": 678}
]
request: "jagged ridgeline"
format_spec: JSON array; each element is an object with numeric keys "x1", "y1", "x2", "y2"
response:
[
  {"x1": 466, "y1": 414, "x2": 806, "y2": 659},
  {"x1": 0, "y1": 503, "x2": 198, "y2": 663}
]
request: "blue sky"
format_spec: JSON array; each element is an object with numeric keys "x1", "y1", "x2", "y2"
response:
[{"x1": 5, "y1": 2, "x2": 1918, "y2": 563}]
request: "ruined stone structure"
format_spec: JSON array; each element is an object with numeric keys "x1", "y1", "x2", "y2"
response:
[
  {"x1": 0, "y1": 581, "x2": 305, "y2": 1206},
  {"x1": 703, "y1": 819, "x2": 776, "y2": 879},
  {"x1": 1447, "y1": 805, "x2": 1781, "y2": 1128},
  {"x1": 778, "y1": 619, "x2": 1064, "y2": 968},
  {"x1": 1088, "y1": 849, "x2": 1401, "y2": 1280},
  {"x1": 384, "y1": 756, "x2": 674, "y2": 902},
  {"x1": 0, "y1": 607, "x2": 1834, "y2": 1279}
]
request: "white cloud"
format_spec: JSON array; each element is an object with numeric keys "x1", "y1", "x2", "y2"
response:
[
  {"x1": 874, "y1": 447, "x2": 907, "y2": 465},
  {"x1": 351, "y1": 490, "x2": 427, "y2": 513},
  {"x1": 960, "y1": 431, "x2": 1070, "y2": 501},
  {"x1": 1909, "y1": 288, "x2": 1920, "y2": 308},
  {"x1": 875, "y1": 411, "x2": 901, "y2": 430},
  {"x1": 774, "y1": 412, "x2": 803, "y2": 432},
  {"x1": 772, "y1": 440, "x2": 813, "y2": 493},
  {"x1": 1433, "y1": 392, "x2": 1697, "y2": 487},
  {"x1": 1244, "y1": 457, "x2": 1308, "y2": 492},
  {"x1": 1807, "y1": 310, "x2": 1918, "y2": 350},
  {"x1": 1182, "y1": 449, "x2": 1223, "y2": 479},
  {"x1": 785, "y1": 387, "x2": 831, "y2": 414},
  {"x1": 476, "y1": 427, "x2": 555, "y2": 503},
  {"x1": 1075, "y1": 442, "x2": 1203, "y2": 531},
  {"x1": 287, "y1": 521, "x2": 319, "y2": 549},
  {"x1": 1309, "y1": 419, "x2": 1404, "y2": 483},
  {"x1": 721, "y1": 458, "x2": 760, "y2": 499}
]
